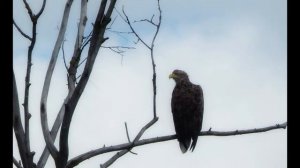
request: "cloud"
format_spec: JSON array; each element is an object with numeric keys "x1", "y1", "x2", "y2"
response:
[{"x1": 13, "y1": 0, "x2": 286, "y2": 167}]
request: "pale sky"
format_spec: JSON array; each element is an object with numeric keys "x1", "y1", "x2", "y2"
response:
[{"x1": 13, "y1": 0, "x2": 287, "y2": 168}]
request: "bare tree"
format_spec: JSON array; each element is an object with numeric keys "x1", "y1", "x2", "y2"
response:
[{"x1": 13, "y1": 0, "x2": 287, "y2": 168}]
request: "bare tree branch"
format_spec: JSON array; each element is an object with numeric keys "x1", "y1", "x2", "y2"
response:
[
  {"x1": 13, "y1": 156, "x2": 23, "y2": 168},
  {"x1": 77, "y1": 57, "x2": 88, "y2": 68},
  {"x1": 36, "y1": 0, "x2": 47, "y2": 18},
  {"x1": 37, "y1": 98, "x2": 69, "y2": 168},
  {"x1": 67, "y1": 122, "x2": 287, "y2": 168},
  {"x1": 14, "y1": 1, "x2": 47, "y2": 168},
  {"x1": 67, "y1": 0, "x2": 88, "y2": 92},
  {"x1": 122, "y1": 0, "x2": 162, "y2": 118},
  {"x1": 149, "y1": 0, "x2": 162, "y2": 118},
  {"x1": 62, "y1": 40, "x2": 69, "y2": 71},
  {"x1": 124, "y1": 122, "x2": 131, "y2": 142},
  {"x1": 107, "y1": 15, "x2": 118, "y2": 29},
  {"x1": 13, "y1": 19, "x2": 32, "y2": 41},
  {"x1": 58, "y1": 1, "x2": 117, "y2": 167},
  {"x1": 40, "y1": 0, "x2": 75, "y2": 163},
  {"x1": 124, "y1": 122, "x2": 138, "y2": 155},
  {"x1": 23, "y1": 15, "x2": 39, "y2": 168},
  {"x1": 107, "y1": 29, "x2": 133, "y2": 34},
  {"x1": 134, "y1": 15, "x2": 157, "y2": 26},
  {"x1": 100, "y1": 118, "x2": 158, "y2": 168},
  {"x1": 100, "y1": 1, "x2": 163, "y2": 166},
  {"x1": 101, "y1": 45, "x2": 135, "y2": 57},
  {"x1": 15, "y1": 1, "x2": 48, "y2": 165},
  {"x1": 13, "y1": 72, "x2": 29, "y2": 168},
  {"x1": 22, "y1": 0, "x2": 34, "y2": 19},
  {"x1": 122, "y1": 8, "x2": 151, "y2": 49}
]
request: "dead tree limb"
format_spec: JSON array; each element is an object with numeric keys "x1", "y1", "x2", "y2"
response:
[
  {"x1": 58, "y1": 0, "x2": 117, "y2": 167},
  {"x1": 67, "y1": 122, "x2": 287, "y2": 168},
  {"x1": 40, "y1": 0, "x2": 74, "y2": 164},
  {"x1": 14, "y1": 1, "x2": 47, "y2": 168},
  {"x1": 13, "y1": 72, "x2": 29, "y2": 168}
]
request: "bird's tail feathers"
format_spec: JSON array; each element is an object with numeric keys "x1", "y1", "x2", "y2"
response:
[
  {"x1": 179, "y1": 139, "x2": 191, "y2": 153},
  {"x1": 190, "y1": 138, "x2": 198, "y2": 152}
]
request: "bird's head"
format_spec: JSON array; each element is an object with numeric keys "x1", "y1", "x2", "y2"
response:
[{"x1": 169, "y1": 69, "x2": 189, "y2": 83}]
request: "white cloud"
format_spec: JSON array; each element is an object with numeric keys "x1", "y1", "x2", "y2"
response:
[{"x1": 13, "y1": 0, "x2": 286, "y2": 168}]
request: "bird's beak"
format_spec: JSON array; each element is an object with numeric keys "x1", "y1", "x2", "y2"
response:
[{"x1": 169, "y1": 73, "x2": 176, "y2": 79}]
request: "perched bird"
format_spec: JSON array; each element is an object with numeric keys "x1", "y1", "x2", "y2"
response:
[{"x1": 169, "y1": 69, "x2": 204, "y2": 153}]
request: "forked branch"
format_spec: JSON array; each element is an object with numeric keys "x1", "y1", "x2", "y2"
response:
[
  {"x1": 40, "y1": 0, "x2": 75, "y2": 163},
  {"x1": 100, "y1": 118, "x2": 158, "y2": 168},
  {"x1": 14, "y1": 1, "x2": 47, "y2": 168}
]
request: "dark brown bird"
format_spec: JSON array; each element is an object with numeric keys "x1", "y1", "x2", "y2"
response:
[{"x1": 169, "y1": 69, "x2": 204, "y2": 153}]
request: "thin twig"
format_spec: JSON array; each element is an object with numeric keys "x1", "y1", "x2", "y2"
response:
[
  {"x1": 102, "y1": 46, "x2": 135, "y2": 49},
  {"x1": 13, "y1": 19, "x2": 32, "y2": 41},
  {"x1": 149, "y1": 0, "x2": 162, "y2": 118},
  {"x1": 36, "y1": 0, "x2": 47, "y2": 18},
  {"x1": 81, "y1": 29, "x2": 93, "y2": 51},
  {"x1": 100, "y1": 118, "x2": 158, "y2": 168},
  {"x1": 100, "y1": 1, "x2": 163, "y2": 167},
  {"x1": 124, "y1": 122, "x2": 131, "y2": 142},
  {"x1": 62, "y1": 40, "x2": 69, "y2": 71},
  {"x1": 107, "y1": 15, "x2": 118, "y2": 29},
  {"x1": 67, "y1": 122, "x2": 287, "y2": 168},
  {"x1": 124, "y1": 122, "x2": 137, "y2": 155},
  {"x1": 107, "y1": 29, "x2": 133, "y2": 34},
  {"x1": 77, "y1": 57, "x2": 88, "y2": 68},
  {"x1": 135, "y1": 14, "x2": 156, "y2": 26},
  {"x1": 101, "y1": 46, "x2": 135, "y2": 57},
  {"x1": 122, "y1": 7, "x2": 151, "y2": 49},
  {"x1": 114, "y1": 7, "x2": 126, "y2": 22}
]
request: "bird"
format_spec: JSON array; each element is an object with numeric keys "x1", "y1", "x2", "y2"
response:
[{"x1": 169, "y1": 69, "x2": 204, "y2": 153}]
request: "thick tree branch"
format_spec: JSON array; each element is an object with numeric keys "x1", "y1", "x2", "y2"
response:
[
  {"x1": 13, "y1": 19, "x2": 32, "y2": 41},
  {"x1": 58, "y1": 1, "x2": 117, "y2": 167},
  {"x1": 67, "y1": 0, "x2": 88, "y2": 92},
  {"x1": 67, "y1": 122, "x2": 287, "y2": 168},
  {"x1": 13, "y1": 72, "x2": 29, "y2": 168},
  {"x1": 40, "y1": 0, "x2": 74, "y2": 163},
  {"x1": 37, "y1": 97, "x2": 69, "y2": 168}
]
